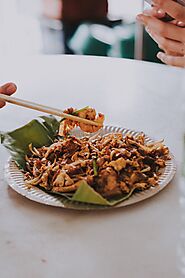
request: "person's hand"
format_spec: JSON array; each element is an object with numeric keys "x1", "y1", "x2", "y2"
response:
[
  {"x1": 142, "y1": 6, "x2": 185, "y2": 27},
  {"x1": 0, "y1": 83, "x2": 17, "y2": 108},
  {"x1": 137, "y1": 0, "x2": 185, "y2": 67}
]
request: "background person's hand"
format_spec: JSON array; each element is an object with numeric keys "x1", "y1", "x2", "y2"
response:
[
  {"x1": 137, "y1": 0, "x2": 185, "y2": 67},
  {"x1": 143, "y1": 5, "x2": 185, "y2": 27},
  {"x1": 0, "y1": 83, "x2": 17, "y2": 108}
]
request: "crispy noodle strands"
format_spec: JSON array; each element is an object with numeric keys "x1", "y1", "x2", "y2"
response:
[{"x1": 24, "y1": 131, "x2": 171, "y2": 200}]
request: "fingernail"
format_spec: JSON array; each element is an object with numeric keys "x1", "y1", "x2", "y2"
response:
[
  {"x1": 157, "y1": 9, "x2": 165, "y2": 15},
  {"x1": 157, "y1": 52, "x2": 164, "y2": 61},
  {"x1": 177, "y1": 21, "x2": 185, "y2": 27},
  {"x1": 145, "y1": 27, "x2": 150, "y2": 33},
  {"x1": 136, "y1": 14, "x2": 144, "y2": 22},
  {"x1": 6, "y1": 83, "x2": 17, "y2": 94}
]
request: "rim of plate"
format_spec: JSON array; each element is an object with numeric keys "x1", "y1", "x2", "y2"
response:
[{"x1": 4, "y1": 125, "x2": 177, "y2": 210}]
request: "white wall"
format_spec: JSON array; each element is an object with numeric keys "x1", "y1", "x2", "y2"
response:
[
  {"x1": 108, "y1": 0, "x2": 143, "y2": 19},
  {"x1": 0, "y1": 0, "x2": 42, "y2": 55}
]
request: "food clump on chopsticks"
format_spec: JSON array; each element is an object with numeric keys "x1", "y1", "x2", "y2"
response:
[{"x1": 59, "y1": 106, "x2": 105, "y2": 136}]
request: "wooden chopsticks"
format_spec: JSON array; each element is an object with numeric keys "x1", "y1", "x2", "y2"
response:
[{"x1": 0, "y1": 94, "x2": 102, "y2": 127}]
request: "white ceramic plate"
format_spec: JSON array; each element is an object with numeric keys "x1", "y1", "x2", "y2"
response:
[{"x1": 4, "y1": 126, "x2": 176, "y2": 210}]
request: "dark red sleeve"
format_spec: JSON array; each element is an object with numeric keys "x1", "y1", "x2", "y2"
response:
[{"x1": 62, "y1": 0, "x2": 108, "y2": 22}]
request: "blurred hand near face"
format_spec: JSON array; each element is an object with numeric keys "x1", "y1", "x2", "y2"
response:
[{"x1": 137, "y1": 0, "x2": 185, "y2": 67}]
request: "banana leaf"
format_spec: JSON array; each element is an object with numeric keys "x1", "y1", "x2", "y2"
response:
[
  {"x1": 0, "y1": 115, "x2": 60, "y2": 169},
  {"x1": 72, "y1": 181, "x2": 135, "y2": 206},
  {"x1": 1, "y1": 115, "x2": 135, "y2": 206}
]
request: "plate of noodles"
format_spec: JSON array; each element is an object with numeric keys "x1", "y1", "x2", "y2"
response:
[{"x1": 1, "y1": 107, "x2": 176, "y2": 210}]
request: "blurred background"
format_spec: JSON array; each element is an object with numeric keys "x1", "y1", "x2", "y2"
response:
[{"x1": 0, "y1": 0, "x2": 161, "y2": 63}]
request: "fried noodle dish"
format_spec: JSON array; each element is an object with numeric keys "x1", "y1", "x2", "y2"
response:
[{"x1": 24, "y1": 107, "x2": 171, "y2": 201}]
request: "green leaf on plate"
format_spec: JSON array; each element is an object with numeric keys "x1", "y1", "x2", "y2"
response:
[
  {"x1": 72, "y1": 180, "x2": 136, "y2": 206},
  {"x1": 0, "y1": 115, "x2": 60, "y2": 169},
  {"x1": 39, "y1": 115, "x2": 60, "y2": 138},
  {"x1": 72, "y1": 180, "x2": 110, "y2": 205}
]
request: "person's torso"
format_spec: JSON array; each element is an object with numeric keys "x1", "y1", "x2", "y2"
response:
[{"x1": 62, "y1": 0, "x2": 108, "y2": 22}]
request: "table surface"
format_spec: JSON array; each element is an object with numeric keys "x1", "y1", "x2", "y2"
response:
[{"x1": 0, "y1": 55, "x2": 185, "y2": 278}]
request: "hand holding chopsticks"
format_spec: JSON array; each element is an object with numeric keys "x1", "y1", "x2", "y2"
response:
[{"x1": 0, "y1": 94, "x2": 102, "y2": 127}]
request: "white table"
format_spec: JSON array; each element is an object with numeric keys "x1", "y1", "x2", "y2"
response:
[{"x1": 0, "y1": 55, "x2": 185, "y2": 278}]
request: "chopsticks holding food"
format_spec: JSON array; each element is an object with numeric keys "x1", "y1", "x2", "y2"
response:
[{"x1": 0, "y1": 94, "x2": 102, "y2": 127}]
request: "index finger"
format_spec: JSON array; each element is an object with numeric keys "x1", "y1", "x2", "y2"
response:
[
  {"x1": 137, "y1": 14, "x2": 185, "y2": 42},
  {"x1": 152, "y1": 0, "x2": 185, "y2": 22}
]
